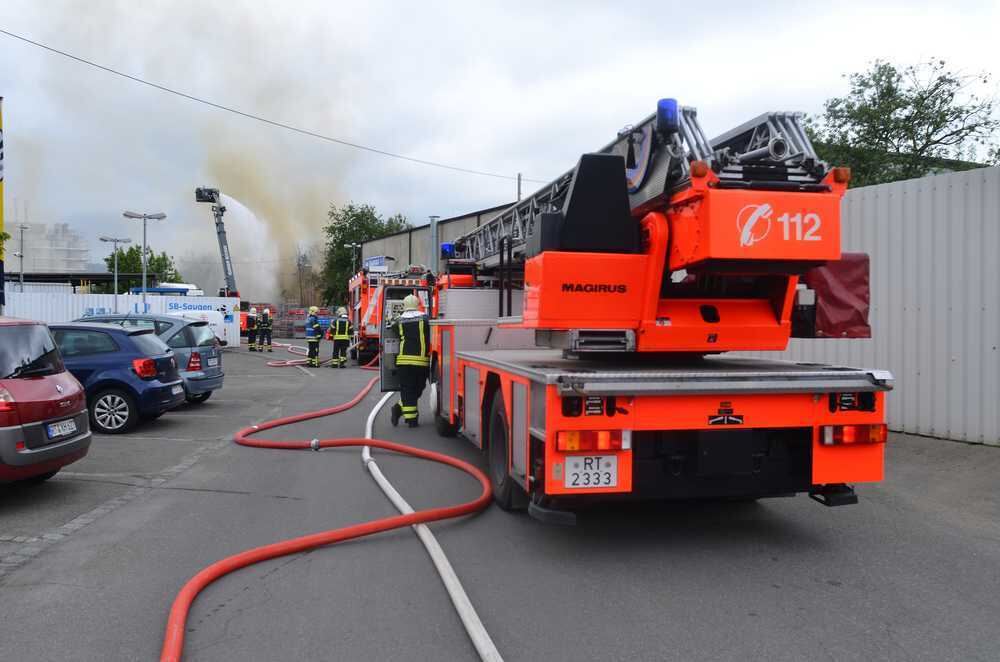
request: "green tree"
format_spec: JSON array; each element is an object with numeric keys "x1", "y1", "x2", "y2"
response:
[
  {"x1": 321, "y1": 203, "x2": 410, "y2": 304},
  {"x1": 0, "y1": 230, "x2": 10, "y2": 259},
  {"x1": 104, "y1": 245, "x2": 184, "y2": 292},
  {"x1": 809, "y1": 59, "x2": 1000, "y2": 187}
]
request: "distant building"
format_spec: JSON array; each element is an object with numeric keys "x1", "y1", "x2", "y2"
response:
[{"x1": 10, "y1": 223, "x2": 91, "y2": 273}]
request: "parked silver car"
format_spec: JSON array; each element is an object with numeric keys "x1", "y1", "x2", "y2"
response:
[{"x1": 75, "y1": 314, "x2": 224, "y2": 404}]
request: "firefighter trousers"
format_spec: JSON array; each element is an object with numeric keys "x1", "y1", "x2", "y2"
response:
[
  {"x1": 259, "y1": 329, "x2": 272, "y2": 351},
  {"x1": 332, "y1": 339, "x2": 350, "y2": 366},
  {"x1": 247, "y1": 330, "x2": 257, "y2": 351},
  {"x1": 395, "y1": 364, "x2": 429, "y2": 424},
  {"x1": 307, "y1": 339, "x2": 320, "y2": 366}
]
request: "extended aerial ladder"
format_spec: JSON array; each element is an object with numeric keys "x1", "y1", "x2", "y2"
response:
[
  {"x1": 195, "y1": 187, "x2": 240, "y2": 298},
  {"x1": 415, "y1": 98, "x2": 890, "y2": 521}
]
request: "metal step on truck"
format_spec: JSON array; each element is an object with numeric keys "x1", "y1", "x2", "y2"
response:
[{"x1": 380, "y1": 99, "x2": 892, "y2": 523}]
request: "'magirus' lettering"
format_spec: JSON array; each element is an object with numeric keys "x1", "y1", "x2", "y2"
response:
[{"x1": 561, "y1": 283, "x2": 628, "y2": 294}]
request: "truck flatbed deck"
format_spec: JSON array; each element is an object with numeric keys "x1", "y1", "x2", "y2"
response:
[{"x1": 456, "y1": 349, "x2": 893, "y2": 395}]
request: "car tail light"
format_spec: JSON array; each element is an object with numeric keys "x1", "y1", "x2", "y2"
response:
[
  {"x1": 187, "y1": 352, "x2": 202, "y2": 371},
  {"x1": 132, "y1": 358, "x2": 158, "y2": 379},
  {"x1": 0, "y1": 386, "x2": 18, "y2": 427},
  {"x1": 557, "y1": 430, "x2": 624, "y2": 452},
  {"x1": 821, "y1": 424, "x2": 887, "y2": 446}
]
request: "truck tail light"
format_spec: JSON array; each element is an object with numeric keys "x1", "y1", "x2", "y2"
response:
[
  {"x1": 187, "y1": 352, "x2": 202, "y2": 371},
  {"x1": 132, "y1": 358, "x2": 158, "y2": 379},
  {"x1": 821, "y1": 424, "x2": 887, "y2": 446},
  {"x1": 557, "y1": 430, "x2": 623, "y2": 452}
]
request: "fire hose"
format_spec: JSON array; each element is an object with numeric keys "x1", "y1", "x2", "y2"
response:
[
  {"x1": 266, "y1": 341, "x2": 378, "y2": 370},
  {"x1": 159, "y1": 376, "x2": 502, "y2": 662}
]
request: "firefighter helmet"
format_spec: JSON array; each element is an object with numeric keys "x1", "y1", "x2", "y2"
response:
[
  {"x1": 263, "y1": 308, "x2": 270, "y2": 316},
  {"x1": 249, "y1": 307, "x2": 257, "y2": 315},
  {"x1": 402, "y1": 294, "x2": 420, "y2": 312},
  {"x1": 337, "y1": 306, "x2": 347, "y2": 316},
  {"x1": 309, "y1": 306, "x2": 319, "y2": 314}
]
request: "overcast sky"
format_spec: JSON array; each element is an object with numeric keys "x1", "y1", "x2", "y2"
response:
[{"x1": 1, "y1": 0, "x2": 998, "y2": 299}]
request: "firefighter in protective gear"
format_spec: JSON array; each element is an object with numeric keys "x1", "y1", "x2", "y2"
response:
[
  {"x1": 247, "y1": 307, "x2": 259, "y2": 351},
  {"x1": 259, "y1": 308, "x2": 273, "y2": 352},
  {"x1": 389, "y1": 294, "x2": 430, "y2": 428},
  {"x1": 305, "y1": 306, "x2": 322, "y2": 367},
  {"x1": 328, "y1": 306, "x2": 352, "y2": 368}
]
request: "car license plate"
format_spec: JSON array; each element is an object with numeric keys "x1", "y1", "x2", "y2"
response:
[
  {"x1": 171, "y1": 385, "x2": 184, "y2": 396},
  {"x1": 46, "y1": 419, "x2": 77, "y2": 439},
  {"x1": 564, "y1": 455, "x2": 617, "y2": 489},
  {"x1": 206, "y1": 357, "x2": 218, "y2": 367}
]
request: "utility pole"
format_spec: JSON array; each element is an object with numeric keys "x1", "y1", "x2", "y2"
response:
[
  {"x1": 100, "y1": 235, "x2": 132, "y2": 312},
  {"x1": 342, "y1": 242, "x2": 362, "y2": 274},
  {"x1": 517, "y1": 173, "x2": 522, "y2": 201},
  {"x1": 428, "y1": 216, "x2": 440, "y2": 273},
  {"x1": 123, "y1": 210, "x2": 166, "y2": 310},
  {"x1": 17, "y1": 223, "x2": 28, "y2": 292}
]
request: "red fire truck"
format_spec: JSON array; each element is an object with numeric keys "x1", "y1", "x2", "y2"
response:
[
  {"x1": 379, "y1": 100, "x2": 892, "y2": 523},
  {"x1": 348, "y1": 263, "x2": 431, "y2": 364}
]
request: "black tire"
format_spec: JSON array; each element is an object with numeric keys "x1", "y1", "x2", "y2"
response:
[
  {"x1": 487, "y1": 393, "x2": 515, "y2": 510},
  {"x1": 90, "y1": 388, "x2": 139, "y2": 434},
  {"x1": 23, "y1": 470, "x2": 59, "y2": 484},
  {"x1": 186, "y1": 392, "x2": 212, "y2": 404}
]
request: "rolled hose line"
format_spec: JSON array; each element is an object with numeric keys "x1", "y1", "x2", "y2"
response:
[{"x1": 159, "y1": 375, "x2": 499, "y2": 662}]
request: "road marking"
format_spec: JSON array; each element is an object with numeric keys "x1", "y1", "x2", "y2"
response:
[{"x1": 297, "y1": 366, "x2": 314, "y2": 377}]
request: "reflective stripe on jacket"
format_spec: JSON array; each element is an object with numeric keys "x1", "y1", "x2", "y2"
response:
[
  {"x1": 305, "y1": 314, "x2": 322, "y2": 340},
  {"x1": 332, "y1": 317, "x2": 351, "y2": 340},
  {"x1": 396, "y1": 315, "x2": 430, "y2": 367}
]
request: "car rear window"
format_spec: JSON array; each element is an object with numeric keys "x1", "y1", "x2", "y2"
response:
[
  {"x1": 130, "y1": 331, "x2": 171, "y2": 356},
  {"x1": 53, "y1": 329, "x2": 119, "y2": 357},
  {"x1": 0, "y1": 324, "x2": 65, "y2": 378},
  {"x1": 187, "y1": 323, "x2": 217, "y2": 347}
]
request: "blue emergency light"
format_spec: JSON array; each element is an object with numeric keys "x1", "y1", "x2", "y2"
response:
[
  {"x1": 440, "y1": 242, "x2": 456, "y2": 259},
  {"x1": 656, "y1": 98, "x2": 679, "y2": 136}
]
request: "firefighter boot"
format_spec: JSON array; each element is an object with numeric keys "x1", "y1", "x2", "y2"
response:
[
  {"x1": 407, "y1": 417, "x2": 419, "y2": 428},
  {"x1": 391, "y1": 403, "x2": 402, "y2": 427}
]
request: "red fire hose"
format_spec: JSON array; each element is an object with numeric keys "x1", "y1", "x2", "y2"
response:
[
  {"x1": 265, "y1": 341, "x2": 380, "y2": 370},
  {"x1": 159, "y1": 376, "x2": 492, "y2": 662}
]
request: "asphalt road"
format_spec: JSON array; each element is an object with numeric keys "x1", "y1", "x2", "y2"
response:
[{"x1": 1, "y1": 342, "x2": 998, "y2": 661}]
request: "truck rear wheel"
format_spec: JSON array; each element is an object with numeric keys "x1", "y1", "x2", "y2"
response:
[{"x1": 487, "y1": 393, "x2": 515, "y2": 510}]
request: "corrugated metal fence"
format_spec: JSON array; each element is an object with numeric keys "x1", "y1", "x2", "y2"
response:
[
  {"x1": 752, "y1": 167, "x2": 999, "y2": 445},
  {"x1": 2, "y1": 293, "x2": 241, "y2": 348}
]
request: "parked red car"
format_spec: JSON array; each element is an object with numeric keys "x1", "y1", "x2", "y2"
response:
[{"x1": 0, "y1": 317, "x2": 92, "y2": 483}]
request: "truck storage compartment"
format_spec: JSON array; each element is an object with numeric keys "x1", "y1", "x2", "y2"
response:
[{"x1": 630, "y1": 427, "x2": 812, "y2": 499}]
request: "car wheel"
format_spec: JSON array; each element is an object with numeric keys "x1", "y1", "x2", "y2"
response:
[
  {"x1": 91, "y1": 388, "x2": 138, "y2": 434},
  {"x1": 23, "y1": 470, "x2": 59, "y2": 484},
  {"x1": 186, "y1": 392, "x2": 212, "y2": 404},
  {"x1": 487, "y1": 393, "x2": 515, "y2": 510}
]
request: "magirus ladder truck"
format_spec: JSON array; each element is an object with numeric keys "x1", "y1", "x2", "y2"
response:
[{"x1": 382, "y1": 100, "x2": 892, "y2": 523}]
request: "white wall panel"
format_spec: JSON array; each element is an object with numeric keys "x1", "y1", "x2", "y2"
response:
[
  {"x1": 751, "y1": 167, "x2": 999, "y2": 445},
  {"x1": 4, "y1": 293, "x2": 241, "y2": 347}
]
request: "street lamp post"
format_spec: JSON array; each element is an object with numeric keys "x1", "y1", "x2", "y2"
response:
[
  {"x1": 343, "y1": 242, "x2": 362, "y2": 273},
  {"x1": 122, "y1": 211, "x2": 166, "y2": 310},
  {"x1": 100, "y1": 235, "x2": 132, "y2": 312},
  {"x1": 16, "y1": 224, "x2": 28, "y2": 292}
]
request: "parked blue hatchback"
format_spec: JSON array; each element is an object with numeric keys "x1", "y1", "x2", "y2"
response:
[{"x1": 49, "y1": 322, "x2": 185, "y2": 434}]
